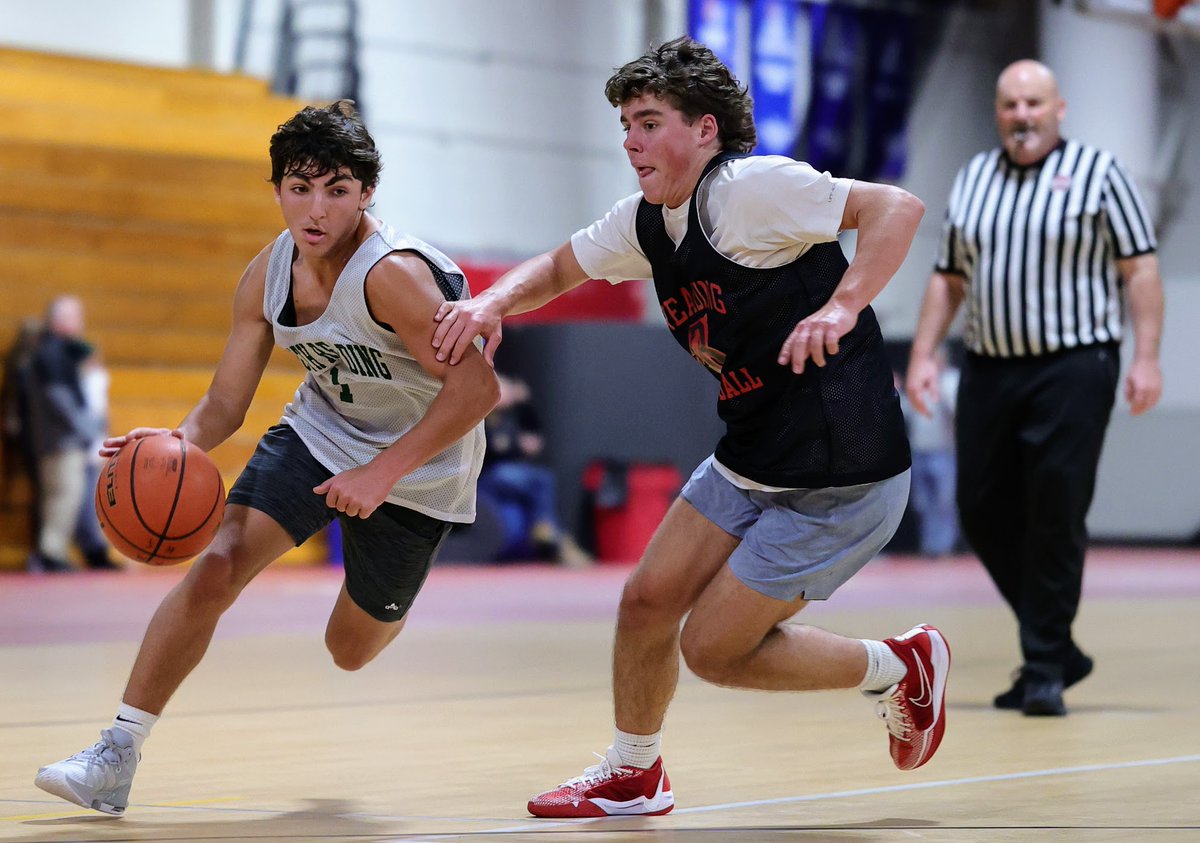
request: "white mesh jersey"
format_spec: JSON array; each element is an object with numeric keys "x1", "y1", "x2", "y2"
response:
[{"x1": 264, "y1": 223, "x2": 484, "y2": 523}]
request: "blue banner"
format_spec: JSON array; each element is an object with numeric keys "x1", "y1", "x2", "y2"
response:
[
  {"x1": 750, "y1": 0, "x2": 810, "y2": 157},
  {"x1": 688, "y1": 0, "x2": 749, "y2": 87},
  {"x1": 861, "y1": 8, "x2": 914, "y2": 181},
  {"x1": 690, "y1": 0, "x2": 916, "y2": 180},
  {"x1": 802, "y1": 2, "x2": 866, "y2": 175}
]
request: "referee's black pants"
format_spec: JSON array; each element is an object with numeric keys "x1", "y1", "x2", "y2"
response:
[{"x1": 955, "y1": 344, "x2": 1120, "y2": 681}]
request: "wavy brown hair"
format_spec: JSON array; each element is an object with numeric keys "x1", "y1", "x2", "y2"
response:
[
  {"x1": 604, "y1": 36, "x2": 756, "y2": 153},
  {"x1": 269, "y1": 99, "x2": 382, "y2": 188}
]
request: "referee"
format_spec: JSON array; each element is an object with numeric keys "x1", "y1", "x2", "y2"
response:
[{"x1": 906, "y1": 60, "x2": 1164, "y2": 717}]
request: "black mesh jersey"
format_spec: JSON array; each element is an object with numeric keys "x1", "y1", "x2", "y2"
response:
[{"x1": 635, "y1": 152, "x2": 910, "y2": 488}]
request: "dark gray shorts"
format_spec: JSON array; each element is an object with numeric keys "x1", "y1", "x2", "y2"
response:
[
  {"x1": 681, "y1": 457, "x2": 910, "y2": 601},
  {"x1": 227, "y1": 424, "x2": 450, "y2": 622}
]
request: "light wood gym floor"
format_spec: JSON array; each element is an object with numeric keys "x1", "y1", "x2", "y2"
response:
[{"x1": 3, "y1": 548, "x2": 1199, "y2": 842}]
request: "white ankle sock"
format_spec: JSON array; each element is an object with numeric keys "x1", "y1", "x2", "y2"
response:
[
  {"x1": 613, "y1": 728, "x2": 661, "y2": 769},
  {"x1": 857, "y1": 639, "x2": 907, "y2": 693},
  {"x1": 112, "y1": 703, "x2": 158, "y2": 754}
]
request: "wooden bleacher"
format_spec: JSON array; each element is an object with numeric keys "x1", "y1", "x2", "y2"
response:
[{"x1": 0, "y1": 47, "x2": 322, "y2": 569}]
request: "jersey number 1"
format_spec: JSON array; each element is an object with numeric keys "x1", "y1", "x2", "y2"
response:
[{"x1": 329, "y1": 367, "x2": 354, "y2": 403}]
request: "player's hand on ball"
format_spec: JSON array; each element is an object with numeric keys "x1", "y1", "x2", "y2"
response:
[
  {"x1": 100, "y1": 427, "x2": 183, "y2": 458},
  {"x1": 97, "y1": 434, "x2": 225, "y2": 564}
]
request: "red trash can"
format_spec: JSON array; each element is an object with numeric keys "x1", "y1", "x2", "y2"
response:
[{"x1": 583, "y1": 461, "x2": 683, "y2": 563}]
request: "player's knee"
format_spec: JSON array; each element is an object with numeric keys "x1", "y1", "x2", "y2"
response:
[
  {"x1": 331, "y1": 652, "x2": 370, "y2": 672},
  {"x1": 618, "y1": 577, "x2": 687, "y2": 626},
  {"x1": 325, "y1": 626, "x2": 398, "y2": 672},
  {"x1": 679, "y1": 620, "x2": 737, "y2": 685},
  {"x1": 325, "y1": 637, "x2": 374, "y2": 672},
  {"x1": 182, "y1": 551, "x2": 246, "y2": 612}
]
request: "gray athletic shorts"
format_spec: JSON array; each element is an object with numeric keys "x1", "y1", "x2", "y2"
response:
[
  {"x1": 227, "y1": 424, "x2": 451, "y2": 622},
  {"x1": 681, "y1": 457, "x2": 911, "y2": 601}
]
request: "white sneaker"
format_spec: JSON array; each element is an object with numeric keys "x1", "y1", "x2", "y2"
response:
[{"x1": 34, "y1": 728, "x2": 138, "y2": 815}]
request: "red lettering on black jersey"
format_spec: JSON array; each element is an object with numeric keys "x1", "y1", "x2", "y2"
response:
[
  {"x1": 659, "y1": 278, "x2": 728, "y2": 329},
  {"x1": 718, "y1": 367, "x2": 766, "y2": 401}
]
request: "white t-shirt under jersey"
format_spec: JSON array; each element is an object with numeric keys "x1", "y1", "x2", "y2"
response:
[
  {"x1": 571, "y1": 155, "x2": 853, "y2": 280},
  {"x1": 570, "y1": 155, "x2": 854, "y2": 492}
]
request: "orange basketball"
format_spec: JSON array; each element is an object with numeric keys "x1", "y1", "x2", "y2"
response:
[{"x1": 95, "y1": 434, "x2": 226, "y2": 565}]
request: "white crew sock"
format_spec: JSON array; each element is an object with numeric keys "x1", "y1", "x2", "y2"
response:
[
  {"x1": 111, "y1": 703, "x2": 159, "y2": 754},
  {"x1": 857, "y1": 639, "x2": 907, "y2": 693},
  {"x1": 613, "y1": 728, "x2": 661, "y2": 769}
]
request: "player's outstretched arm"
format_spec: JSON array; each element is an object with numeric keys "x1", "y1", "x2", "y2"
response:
[
  {"x1": 432, "y1": 242, "x2": 590, "y2": 366},
  {"x1": 779, "y1": 182, "x2": 924, "y2": 374},
  {"x1": 177, "y1": 248, "x2": 276, "y2": 452}
]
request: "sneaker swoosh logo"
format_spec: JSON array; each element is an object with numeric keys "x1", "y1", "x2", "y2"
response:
[
  {"x1": 652, "y1": 769, "x2": 666, "y2": 800},
  {"x1": 908, "y1": 654, "x2": 933, "y2": 709}
]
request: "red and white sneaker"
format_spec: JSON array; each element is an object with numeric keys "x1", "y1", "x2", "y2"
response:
[
  {"x1": 870, "y1": 623, "x2": 951, "y2": 771},
  {"x1": 527, "y1": 747, "x2": 674, "y2": 818}
]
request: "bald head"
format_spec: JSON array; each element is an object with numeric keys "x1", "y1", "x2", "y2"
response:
[
  {"x1": 995, "y1": 60, "x2": 1065, "y2": 165},
  {"x1": 997, "y1": 60, "x2": 1059, "y2": 99},
  {"x1": 46, "y1": 295, "x2": 85, "y2": 338}
]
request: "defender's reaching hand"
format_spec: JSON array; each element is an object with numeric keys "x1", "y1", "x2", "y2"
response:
[{"x1": 432, "y1": 296, "x2": 504, "y2": 367}]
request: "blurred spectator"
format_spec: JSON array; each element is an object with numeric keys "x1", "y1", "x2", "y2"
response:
[
  {"x1": 22, "y1": 296, "x2": 116, "y2": 572},
  {"x1": 1, "y1": 318, "x2": 44, "y2": 540},
  {"x1": 899, "y1": 349, "x2": 960, "y2": 557},
  {"x1": 478, "y1": 373, "x2": 589, "y2": 566},
  {"x1": 74, "y1": 352, "x2": 119, "y2": 569}
]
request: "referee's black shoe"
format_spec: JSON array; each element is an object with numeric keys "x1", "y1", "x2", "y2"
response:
[
  {"x1": 993, "y1": 652, "x2": 1094, "y2": 710},
  {"x1": 1022, "y1": 677, "x2": 1067, "y2": 716}
]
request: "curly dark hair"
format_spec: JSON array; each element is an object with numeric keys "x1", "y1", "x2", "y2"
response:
[
  {"x1": 269, "y1": 99, "x2": 382, "y2": 188},
  {"x1": 604, "y1": 36, "x2": 756, "y2": 153}
]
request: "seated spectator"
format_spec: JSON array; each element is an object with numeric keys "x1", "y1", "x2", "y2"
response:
[{"x1": 478, "y1": 374, "x2": 589, "y2": 566}]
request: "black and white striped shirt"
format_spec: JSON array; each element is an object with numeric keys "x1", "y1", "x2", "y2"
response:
[{"x1": 935, "y1": 138, "x2": 1156, "y2": 358}]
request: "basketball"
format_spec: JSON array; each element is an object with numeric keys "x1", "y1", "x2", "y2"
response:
[{"x1": 95, "y1": 434, "x2": 226, "y2": 565}]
